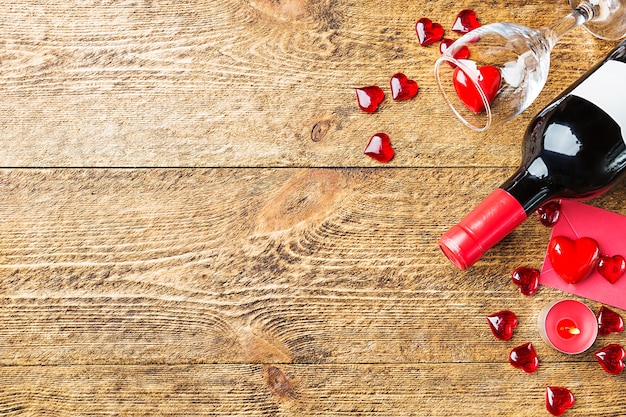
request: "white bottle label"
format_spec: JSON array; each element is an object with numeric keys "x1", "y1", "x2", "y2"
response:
[{"x1": 570, "y1": 60, "x2": 626, "y2": 138}]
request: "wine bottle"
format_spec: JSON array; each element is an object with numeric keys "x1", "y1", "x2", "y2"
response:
[{"x1": 439, "y1": 39, "x2": 626, "y2": 270}]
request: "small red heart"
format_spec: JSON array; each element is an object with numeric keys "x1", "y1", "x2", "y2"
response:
[
  {"x1": 546, "y1": 386, "x2": 575, "y2": 416},
  {"x1": 486, "y1": 310, "x2": 518, "y2": 341},
  {"x1": 364, "y1": 133, "x2": 394, "y2": 163},
  {"x1": 452, "y1": 65, "x2": 501, "y2": 114},
  {"x1": 595, "y1": 344, "x2": 625, "y2": 375},
  {"x1": 390, "y1": 73, "x2": 418, "y2": 101},
  {"x1": 452, "y1": 9, "x2": 481, "y2": 34},
  {"x1": 536, "y1": 200, "x2": 561, "y2": 227},
  {"x1": 597, "y1": 306, "x2": 624, "y2": 336},
  {"x1": 597, "y1": 254, "x2": 626, "y2": 283},
  {"x1": 511, "y1": 266, "x2": 539, "y2": 296},
  {"x1": 415, "y1": 18, "x2": 444, "y2": 46},
  {"x1": 547, "y1": 236, "x2": 600, "y2": 285},
  {"x1": 439, "y1": 38, "x2": 470, "y2": 67},
  {"x1": 355, "y1": 85, "x2": 384, "y2": 113},
  {"x1": 509, "y1": 342, "x2": 539, "y2": 373}
]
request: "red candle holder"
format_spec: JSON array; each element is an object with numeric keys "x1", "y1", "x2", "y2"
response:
[{"x1": 538, "y1": 300, "x2": 598, "y2": 355}]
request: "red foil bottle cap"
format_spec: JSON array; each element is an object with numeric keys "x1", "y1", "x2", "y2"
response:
[{"x1": 438, "y1": 188, "x2": 528, "y2": 270}]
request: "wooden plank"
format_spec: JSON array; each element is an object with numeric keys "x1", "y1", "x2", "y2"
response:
[
  {"x1": 0, "y1": 168, "x2": 624, "y2": 367},
  {"x1": 2, "y1": 287, "x2": 622, "y2": 366},
  {"x1": 0, "y1": 363, "x2": 622, "y2": 416},
  {"x1": 0, "y1": 0, "x2": 611, "y2": 167}
]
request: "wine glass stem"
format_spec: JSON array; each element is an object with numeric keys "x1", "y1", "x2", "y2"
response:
[{"x1": 545, "y1": 1, "x2": 595, "y2": 46}]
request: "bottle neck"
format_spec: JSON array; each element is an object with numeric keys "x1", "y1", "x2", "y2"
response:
[
  {"x1": 501, "y1": 162, "x2": 560, "y2": 215},
  {"x1": 438, "y1": 188, "x2": 528, "y2": 270}
]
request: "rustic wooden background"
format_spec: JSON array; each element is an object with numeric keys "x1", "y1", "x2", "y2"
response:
[{"x1": 1, "y1": 0, "x2": 625, "y2": 415}]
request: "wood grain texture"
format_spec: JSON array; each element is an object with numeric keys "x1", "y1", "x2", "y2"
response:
[
  {"x1": 0, "y1": 0, "x2": 614, "y2": 166},
  {"x1": 3, "y1": 0, "x2": 626, "y2": 415},
  {"x1": 0, "y1": 363, "x2": 623, "y2": 416},
  {"x1": 0, "y1": 169, "x2": 626, "y2": 415}
]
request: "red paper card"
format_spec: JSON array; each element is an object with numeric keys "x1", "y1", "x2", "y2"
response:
[{"x1": 540, "y1": 200, "x2": 626, "y2": 310}]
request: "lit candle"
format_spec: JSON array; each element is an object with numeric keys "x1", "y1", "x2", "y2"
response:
[{"x1": 538, "y1": 300, "x2": 598, "y2": 355}]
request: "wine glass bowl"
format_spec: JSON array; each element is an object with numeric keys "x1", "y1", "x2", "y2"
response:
[
  {"x1": 435, "y1": 23, "x2": 554, "y2": 131},
  {"x1": 435, "y1": 0, "x2": 626, "y2": 131}
]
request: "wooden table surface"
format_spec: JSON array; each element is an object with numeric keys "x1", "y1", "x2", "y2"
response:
[{"x1": 2, "y1": 0, "x2": 625, "y2": 415}]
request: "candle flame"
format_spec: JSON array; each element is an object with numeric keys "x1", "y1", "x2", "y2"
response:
[{"x1": 559, "y1": 326, "x2": 581, "y2": 335}]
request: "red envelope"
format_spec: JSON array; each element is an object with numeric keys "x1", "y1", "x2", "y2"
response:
[{"x1": 540, "y1": 200, "x2": 626, "y2": 310}]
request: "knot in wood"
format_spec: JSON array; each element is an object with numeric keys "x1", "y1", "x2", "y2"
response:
[
  {"x1": 311, "y1": 119, "x2": 332, "y2": 142},
  {"x1": 264, "y1": 365, "x2": 295, "y2": 398}
]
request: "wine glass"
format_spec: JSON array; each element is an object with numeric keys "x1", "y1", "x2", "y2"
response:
[{"x1": 434, "y1": 0, "x2": 626, "y2": 131}]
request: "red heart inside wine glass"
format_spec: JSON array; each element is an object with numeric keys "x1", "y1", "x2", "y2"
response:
[{"x1": 452, "y1": 64, "x2": 501, "y2": 114}]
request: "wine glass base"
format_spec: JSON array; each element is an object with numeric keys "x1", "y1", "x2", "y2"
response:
[
  {"x1": 569, "y1": 0, "x2": 626, "y2": 40},
  {"x1": 580, "y1": 23, "x2": 626, "y2": 40}
]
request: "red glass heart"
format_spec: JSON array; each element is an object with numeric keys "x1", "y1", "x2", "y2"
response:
[
  {"x1": 452, "y1": 9, "x2": 481, "y2": 34},
  {"x1": 364, "y1": 133, "x2": 394, "y2": 163},
  {"x1": 546, "y1": 386, "x2": 575, "y2": 416},
  {"x1": 355, "y1": 85, "x2": 384, "y2": 113},
  {"x1": 439, "y1": 38, "x2": 454, "y2": 54},
  {"x1": 597, "y1": 306, "x2": 624, "y2": 336},
  {"x1": 597, "y1": 254, "x2": 626, "y2": 284},
  {"x1": 486, "y1": 310, "x2": 518, "y2": 341},
  {"x1": 509, "y1": 342, "x2": 539, "y2": 373},
  {"x1": 537, "y1": 200, "x2": 561, "y2": 227},
  {"x1": 439, "y1": 38, "x2": 471, "y2": 68},
  {"x1": 595, "y1": 344, "x2": 625, "y2": 375},
  {"x1": 452, "y1": 65, "x2": 501, "y2": 114},
  {"x1": 415, "y1": 17, "x2": 444, "y2": 46},
  {"x1": 390, "y1": 73, "x2": 418, "y2": 101},
  {"x1": 511, "y1": 266, "x2": 539, "y2": 296},
  {"x1": 547, "y1": 236, "x2": 600, "y2": 284}
]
